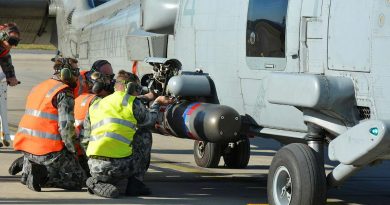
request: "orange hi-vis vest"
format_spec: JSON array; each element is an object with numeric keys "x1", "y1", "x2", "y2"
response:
[
  {"x1": 74, "y1": 93, "x2": 96, "y2": 135},
  {"x1": 0, "y1": 48, "x2": 10, "y2": 58},
  {"x1": 13, "y1": 79, "x2": 69, "y2": 155},
  {"x1": 73, "y1": 70, "x2": 89, "y2": 98}
]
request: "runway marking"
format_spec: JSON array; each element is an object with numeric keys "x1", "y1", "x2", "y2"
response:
[
  {"x1": 151, "y1": 159, "x2": 209, "y2": 174},
  {"x1": 147, "y1": 168, "x2": 162, "y2": 173}
]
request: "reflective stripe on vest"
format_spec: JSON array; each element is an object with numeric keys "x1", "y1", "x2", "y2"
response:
[
  {"x1": 24, "y1": 109, "x2": 59, "y2": 121},
  {"x1": 13, "y1": 79, "x2": 68, "y2": 155},
  {"x1": 74, "y1": 93, "x2": 97, "y2": 135},
  {"x1": 87, "y1": 91, "x2": 137, "y2": 158},
  {"x1": 75, "y1": 119, "x2": 83, "y2": 128},
  {"x1": 46, "y1": 82, "x2": 65, "y2": 98},
  {"x1": 90, "y1": 132, "x2": 132, "y2": 145},
  {"x1": 122, "y1": 94, "x2": 131, "y2": 106},
  {"x1": 17, "y1": 127, "x2": 61, "y2": 140},
  {"x1": 81, "y1": 94, "x2": 92, "y2": 106},
  {"x1": 91, "y1": 118, "x2": 137, "y2": 131}
]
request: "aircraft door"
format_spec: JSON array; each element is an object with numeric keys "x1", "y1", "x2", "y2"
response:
[
  {"x1": 328, "y1": 0, "x2": 372, "y2": 72},
  {"x1": 239, "y1": 0, "x2": 306, "y2": 130}
]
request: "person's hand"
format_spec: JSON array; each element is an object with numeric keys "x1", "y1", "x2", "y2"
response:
[
  {"x1": 155, "y1": 96, "x2": 174, "y2": 106},
  {"x1": 7, "y1": 77, "x2": 19, "y2": 86},
  {"x1": 142, "y1": 91, "x2": 158, "y2": 101}
]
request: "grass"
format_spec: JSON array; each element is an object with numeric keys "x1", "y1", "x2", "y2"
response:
[{"x1": 14, "y1": 44, "x2": 56, "y2": 50}]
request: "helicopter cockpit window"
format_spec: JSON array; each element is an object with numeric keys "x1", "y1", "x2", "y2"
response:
[
  {"x1": 246, "y1": 0, "x2": 288, "y2": 58},
  {"x1": 88, "y1": 0, "x2": 112, "y2": 8}
]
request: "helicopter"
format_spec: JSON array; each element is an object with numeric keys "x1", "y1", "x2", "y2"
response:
[{"x1": 1, "y1": 0, "x2": 390, "y2": 204}]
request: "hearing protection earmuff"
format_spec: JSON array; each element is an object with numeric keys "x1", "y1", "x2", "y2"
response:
[
  {"x1": 126, "y1": 82, "x2": 142, "y2": 95},
  {"x1": 55, "y1": 58, "x2": 79, "y2": 88},
  {"x1": 58, "y1": 58, "x2": 74, "y2": 83},
  {"x1": 91, "y1": 72, "x2": 115, "y2": 94}
]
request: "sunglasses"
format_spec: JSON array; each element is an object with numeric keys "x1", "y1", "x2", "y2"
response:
[
  {"x1": 8, "y1": 37, "x2": 20, "y2": 46},
  {"x1": 71, "y1": 67, "x2": 80, "y2": 76},
  {"x1": 105, "y1": 74, "x2": 115, "y2": 80},
  {"x1": 91, "y1": 72, "x2": 114, "y2": 80}
]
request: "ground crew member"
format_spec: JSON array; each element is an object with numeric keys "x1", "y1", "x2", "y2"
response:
[
  {"x1": 8, "y1": 60, "x2": 116, "y2": 179},
  {"x1": 73, "y1": 64, "x2": 89, "y2": 98},
  {"x1": 12, "y1": 57, "x2": 86, "y2": 192},
  {"x1": 0, "y1": 22, "x2": 20, "y2": 147},
  {"x1": 74, "y1": 60, "x2": 115, "y2": 176},
  {"x1": 74, "y1": 59, "x2": 115, "y2": 98},
  {"x1": 75, "y1": 60, "x2": 115, "y2": 138},
  {"x1": 84, "y1": 70, "x2": 173, "y2": 198}
]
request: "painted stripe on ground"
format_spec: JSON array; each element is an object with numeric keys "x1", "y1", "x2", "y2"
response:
[
  {"x1": 147, "y1": 168, "x2": 162, "y2": 173},
  {"x1": 151, "y1": 159, "x2": 209, "y2": 174},
  {"x1": 150, "y1": 155, "x2": 214, "y2": 174}
]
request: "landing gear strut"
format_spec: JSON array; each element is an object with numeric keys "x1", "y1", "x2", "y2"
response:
[
  {"x1": 268, "y1": 123, "x2": 327, "y2": 205},
  {"x1": 222, "y1": 138, "x2": 250, "y2": 168}
]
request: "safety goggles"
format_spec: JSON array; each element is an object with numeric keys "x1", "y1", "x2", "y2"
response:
[
  {"x1": 106, "y1": 74, "x2": 115, "y2": 80},
  {"x1": 91, "y1": 72, "x2": 114, "y2": 81},
  {"x1": 71, "y1": 67, "x2": 80, "y2": 76},
  {"x1": 7, "y1": 37, "x2": 20, "y2": 46},
  {"x1": 115, "y1": 79, "x2": 129, "y2": 85}
]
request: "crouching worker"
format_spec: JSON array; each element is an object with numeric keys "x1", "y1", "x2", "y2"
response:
[
  {"x1": 13, "y1": 58, "x2": 86, "y2": 191},
  {"x1": 74, "y1": 60, "x2": 115, "y2": 177},
  {"x1": 8, "y1": 60, "x2": 116, "y2": 179},
  {"x1": 84, "y1": 70, "x2": 173, "y2": 198}
]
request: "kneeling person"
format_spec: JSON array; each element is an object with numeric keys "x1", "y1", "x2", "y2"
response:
[
  {"x1": 84, "y1": 70, "x2": 173, "y2": 198},
  {"x1": 13, "y1": 58, "x2": 86, "y2": 191}
]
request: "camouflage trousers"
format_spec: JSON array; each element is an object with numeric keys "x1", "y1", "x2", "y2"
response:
[
  {"x1": 132, "y1": 130, "x2": 152, "y2": 180},
  {"x1": 88, "y1": 130, "x2": 152, "y2": 192},
  {"x1": 22, "y1": 149, "x2": 87, "y2": 190}
]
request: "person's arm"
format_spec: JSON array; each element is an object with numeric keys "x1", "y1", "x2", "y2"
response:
[
  {"x1": 80, "y1": 97, "x2": 100, "y2": 152},
  {"x1": 80, "y1": 110, "x2": 91, "y2": 152},
  {"x1": 133, "y1": 96, "x2": 174, "y2": 129},
  {"x1": 0, "y1": 54, "x2": 18, "y2": 85},
  {"x1": 133, "y1": 98, "x2": 160, "y2": 129},
  {"x1": 56, "y1": 89, "x2": 77, "y2": 154}
]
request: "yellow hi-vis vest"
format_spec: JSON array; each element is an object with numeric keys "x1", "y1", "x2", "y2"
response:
[{"x1": 86, "y1": 91, "x2": 137, "y2": 158}]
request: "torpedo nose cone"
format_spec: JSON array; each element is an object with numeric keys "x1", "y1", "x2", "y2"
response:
[{"x1": 202, "y1": 105, "x2": 241, "y2": 142}]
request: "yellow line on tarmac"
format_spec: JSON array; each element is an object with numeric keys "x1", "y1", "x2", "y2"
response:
[{"x1": 151, "y1": 159, "x2": 209, "y2": 174}]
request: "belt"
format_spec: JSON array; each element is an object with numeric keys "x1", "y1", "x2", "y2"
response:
[{"x1": 89, "y1": 155, "x2": 112, "y2": 161}]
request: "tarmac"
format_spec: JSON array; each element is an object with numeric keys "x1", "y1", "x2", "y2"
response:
[{"x1": 0, "y1": 51, "x2": 390, "y2": 205}]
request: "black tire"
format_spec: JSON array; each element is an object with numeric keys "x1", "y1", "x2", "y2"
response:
[
  {"x1": 223, "y1": 138, "x2": 250, "y2": 168},
  {"x1": 193, "y1": 140, "x2": 221, "y2": 168},
  {"x1": 267, "y1": 143, "x2": 326, "y2": 205}
]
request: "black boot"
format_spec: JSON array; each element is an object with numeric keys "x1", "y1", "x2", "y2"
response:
[
  {"x1": 20, "y1": 173, "x2": 27, "y2": 185},
  {"x1": 125, "y1": 176, "x2": 151, "y2": 196},
  {"x1": 2, "y1": 139, "x2": 10, "y2": 147},
  {"x1": 8, "y1": 156, "x2": 24, "y2": 175},
  {"x1": 26, "y1": 164, "x2": 41, "y2": 192},
  {"x1": 86, "y1": 177, "x2": 119, "y2": 198},
  {"x1": 78, "y1": 155, "x2": 91, "y2": 178},
  {"x1": 26, "y1": 163, "x2": 47, "y2": 192}
]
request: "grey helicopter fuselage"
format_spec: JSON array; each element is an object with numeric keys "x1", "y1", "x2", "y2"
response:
[{"x1": 2, "y1": 0, "x2": 390, "y2": 204}]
